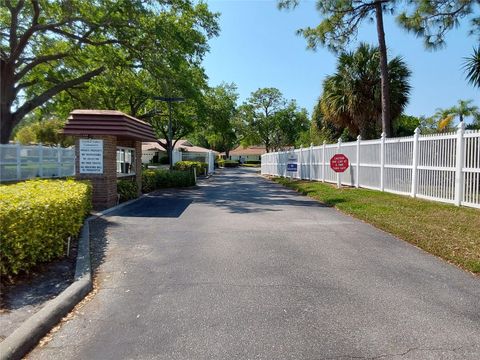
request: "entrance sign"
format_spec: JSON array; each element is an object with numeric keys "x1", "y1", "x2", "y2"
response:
[
  {"x1": 79, "y1": 139, "x2": 103, "y2": 174},
  {"x1": 330, "y1": 154, "x2": 349, "y2": 173},
  {"x1": 287, "y1": 154, "x2": 298, "y2": 172},
  {"x1": 287, "y1": 163, "x2": 298, "y2": 172}
]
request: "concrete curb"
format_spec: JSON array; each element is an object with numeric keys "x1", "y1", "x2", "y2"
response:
[
  {"x1": 0, "y1": 181, "x2": 206, "y2": 359},
  {"x1": 0, "y1": 223, "x2": 92, "y2": 360}
]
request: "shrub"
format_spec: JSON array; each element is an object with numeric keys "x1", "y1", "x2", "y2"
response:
[
  {"x1": 117, "y1": 179, "x2": 138, "y2": 203},
  {"x1": 142, "y1": 169, "x2": 195, "y2": 193},
  {"x1": 217, "y1": 159, "x2": 225, "y2": 167},
  {"x1": 158, "y1": 155, "x2": 168, "y2": 165},
  {"x1": 150, "y1": 154, "x2": 159, "y2": 164},
  {"x1": 0, "y1": 179, "x2": 92, "y2": 277},
  {"x1": 174, "y1": 161, "x2": 208, "y2": 175},
  {"x1": 223, "y1": 160, "x2": 239, "y2": 168},
  {"x1": 245, "y1": 160, "x2": 261, "y2": 165}
]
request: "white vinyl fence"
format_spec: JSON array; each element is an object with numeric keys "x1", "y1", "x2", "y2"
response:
[
  {"x1": 262, "y1": 123, "x2": 480, "y2": 209},
  {"x1": 172, "y1": 149, "x2": 215, "y2": 175},
  {"x1": 0, "y1": 143, "x2": 75, "y2": 182}
]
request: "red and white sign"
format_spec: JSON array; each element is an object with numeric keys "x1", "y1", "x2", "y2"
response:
[{"x1": 330, "y1": 154, "x2": 349, "y2": 173}]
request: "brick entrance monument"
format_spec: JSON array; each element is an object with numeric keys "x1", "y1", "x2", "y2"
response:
[{"x1": 63, "y1": 110, "x2": 157, "y2": 210}]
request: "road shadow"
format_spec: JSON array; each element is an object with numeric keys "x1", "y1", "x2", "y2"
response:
[
  {"x1": 109, "y1": 195, "x2": 193, "y2": 218},
  {"x1": 177, "y1": 168, "x2": 330, "y2": 214}
]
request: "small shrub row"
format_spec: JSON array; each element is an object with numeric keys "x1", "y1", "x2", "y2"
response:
[
  {"x1": 142, "y1": 169, "x2": 195, "y2": 193},
  {"x1": 221, "y1": 160, "x2": 239, "y2": 168},
  {"x1": 117, "y1": 179, "x2": 139, "y2": 203},
  {"x1": 0, "y1": 179, "x2": 92, "y2": 277},
  {"x1": 173, "y1": 161, "x2": 208, "y2": 175},
  {"x1": 245, "y1": 160, "x2": 261, "y2": 165}
]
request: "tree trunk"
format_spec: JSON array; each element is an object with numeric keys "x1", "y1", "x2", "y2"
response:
[
  {"x1": 375, "y1": 1, "x2": 392, "y2": 137},
  {"x1": 1, "y1": 59, "x2": 16, "y2": 144}
]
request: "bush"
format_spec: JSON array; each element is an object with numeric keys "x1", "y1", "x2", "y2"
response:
[
  {"x1": 159, "y1": 155, "x2": 170, "y2": 165},
  {"x1": 216, "y1": 159, "x2": 225, "y2": 167},
  {"x1": 223, "y1": 160, "x2": 239, "y2": 168},
  {"x1": 150, "y1": 154, "x2": 159, "y2": 164},
  {"x1": 142, "y1": 169, "x2": 195, "y2": 193},
  {"x1": 0, "y1": 179, "x2": 92, "y2": 277},
  {"x1": 245, "y1": 160, "x2": 261, "y2": 165},
  {"x1": 117, "y1": 179, "x2": 138, "y2": 203},
  {"x1": 173, "y1": 161, "x2": 208, "y2": 175}
]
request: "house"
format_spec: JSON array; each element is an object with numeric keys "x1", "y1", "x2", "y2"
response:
[
  {"x1": 223, "y1": 145, "x2": 266, "y2": 163},
  {"x1": 142, "y1": 139, "x2": 217, "y2": 164}
]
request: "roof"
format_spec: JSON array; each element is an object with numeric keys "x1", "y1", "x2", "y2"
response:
[
  {"x1": 63, "y1": 109, "x2": 157, "y2": 141},
  {"x1": 142, "y1": 139, "x2": 218, "y2": 154},
  {"x1": 225, "y1": 145, "x2": 267, "y2": 156}
]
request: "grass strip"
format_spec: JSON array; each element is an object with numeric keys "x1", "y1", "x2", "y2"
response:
[{"x1": 273, "y1": 177, "x2": 480, "y2": 274}]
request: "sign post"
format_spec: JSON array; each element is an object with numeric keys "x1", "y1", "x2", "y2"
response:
[{"x1": 330, "y1": 154, "x2": 349, "y2": 188}]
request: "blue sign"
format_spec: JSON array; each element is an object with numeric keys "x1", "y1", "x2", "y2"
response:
[{"x1": 287, "y1": 163, "x2": 298, "y2": 172}]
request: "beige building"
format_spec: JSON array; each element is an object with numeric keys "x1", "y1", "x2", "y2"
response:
[{"x1": 223, "y1": 145, "x2": 266, "y2": 163}]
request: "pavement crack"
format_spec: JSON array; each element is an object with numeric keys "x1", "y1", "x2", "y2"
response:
[{"x1": 325, "y1": 344, "x2": 477, "y2": 360}]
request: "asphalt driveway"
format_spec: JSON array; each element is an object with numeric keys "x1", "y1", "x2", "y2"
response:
[{"x1": 29, "y1": 168, "x2": 480, "y2": 359}]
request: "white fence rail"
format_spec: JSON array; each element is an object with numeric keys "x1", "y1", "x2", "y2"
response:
[
  {"x1": 261, "y1": 123, "x2": 480, "y2": 209},
  {"x1": 0, "y1": 143, "x2": 75, "y2": 182}
]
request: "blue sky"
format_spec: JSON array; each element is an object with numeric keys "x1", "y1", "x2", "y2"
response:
[{"x1": 202, "y1": 0, "x2": 479, "y2": 119}]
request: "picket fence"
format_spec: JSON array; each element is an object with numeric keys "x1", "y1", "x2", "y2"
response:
[
  {"x1": 261, "y1": 123, "x2": 480, "y2": 209},
  {"x1": 0, "y1": 143, "x2": 75, "y2": 182}
]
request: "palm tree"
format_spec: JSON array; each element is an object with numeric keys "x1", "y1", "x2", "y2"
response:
[
  {"x1": 450, "y1": 99, "x2": 479, "y2": 123},
  {"x1": 320, "y1": 43, "x2": 411, "y2": 139},
  {"x1": 463, "y1": 47, "x2": 480, "y2": 88}
]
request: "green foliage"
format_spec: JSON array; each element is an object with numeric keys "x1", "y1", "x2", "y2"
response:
[
  {"x1": 1, "y1": 0, "x2": 220, "y2": 143},
  {"x1": 142, "y1": 169, "x2": 195, "y2": 193},
  {"x1": 239, "y1": 88, "x2": 309, "y2": 152},
  {"x1": 193, "y1": 83, "x2": 240, "y2": 154},
  {"x1": 117, "y1": 180, "x2": 138, "y2": 203},
  {"x1": 14, "y1": 118, "x2": 73, "y2": 146},
  {"x1": 223, "y1": 160, "x2": 239, "y2": 168},
  {"x1": 245, "y1": 160, "x2": 261, "y2": 165},
  {"x1": 394, "y1": 115, "x2": 421, "y2": 137},
  {"x1": 321, "y1": 43, "x2": 411, "y2": 139},
  {"x1": 0, "y1": 180, "x2": 92, "y2": 277},
  {"x1": 463, "y1": 47, "x2": 480, "y2": 88},
  {"x1": 173, "y1": 161, "x2": 208, "y2": 174},
  {"x1": 397, "y1": 0, "x2": 479, "y2": 49}
]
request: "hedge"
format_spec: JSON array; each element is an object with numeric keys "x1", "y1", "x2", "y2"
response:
[
  {"x1": 173, "y1": 161, "x2": 208, "y2": 175},
  {"x1": 0, "y1": 179, "x2": 92, "y2": 277},
  {"x1": 222, "y1": 160, "x2": 239, "y2": 168},
  {"x1": 117, "y1": 179, "x2": 138, "y2": 203},
  {"x1": 142, "y1": 169, "x2": 195, "y2": 193},
  {"x1": 245, "y1": 160, "x2": 261, "y2": 165}
]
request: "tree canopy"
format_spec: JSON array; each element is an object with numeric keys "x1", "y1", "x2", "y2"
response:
[
  {"x1": 239, "y1": 88, "x2": 309, "y2": 152},
  {"x1": 320, "y1": 43, "x2": 411, "y2": 139},
  {"x1": 0, "y1": 0, "x2": 219, "y2": 143}
]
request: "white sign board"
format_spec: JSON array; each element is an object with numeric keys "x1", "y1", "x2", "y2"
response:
[
  {"x1": 287, "y1": 153, "x2": 298, "y2": 172},
  {"x1": 79, "y1": 139, "x2": 103, "y2": 174}
]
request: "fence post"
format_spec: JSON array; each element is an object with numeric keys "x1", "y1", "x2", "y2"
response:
[
  {"x1": 337, "y1": 137, "x2": 342, "y2": 188},
  {"x1": 454, "y1": 122, "x2": 466, "y2": 206},
  {"x1": 298, "y1": 146, "x2": 301, "y2": 180},
  {"x1": 57, "y1": 144, "x2": 62, "y2": 178},
  {"x1": 356, "y1": 135, "x2": 361, "y2": 188},
  {"x1": 16, "y1": 142, "x2": 21, "y2": 180},
  {"x1": 411, "y1": 127, "x2": 420, "y2": 198},
  {"x1": 38, "y1": 143, "x2": 44, "y2": 178},
  {"x1": 322, "y1": 141, "x2": 326, "y2": 182},
  {"x1": 380, "y1": 132, "x2": 385, "y2": 191},
  {"x1": 310, "y1": 143, "x2": 314, "y2": 181}
]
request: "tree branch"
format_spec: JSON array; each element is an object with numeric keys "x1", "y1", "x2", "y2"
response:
[
  {"x1": 12, "y1": 66, "x2": 105, "y2": 127},
  {"x1": 15, "y1": 53, "x2": 69, "y2": 81}
]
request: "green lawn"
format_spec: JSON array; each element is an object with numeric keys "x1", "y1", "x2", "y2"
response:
[{"x1": 273, "y1": 177, "x2": 480, "y2": 274}]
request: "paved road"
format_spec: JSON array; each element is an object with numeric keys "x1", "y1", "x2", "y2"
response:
[{"x1": 29, "y1": 168, "x2": 480, "y2": 360}]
